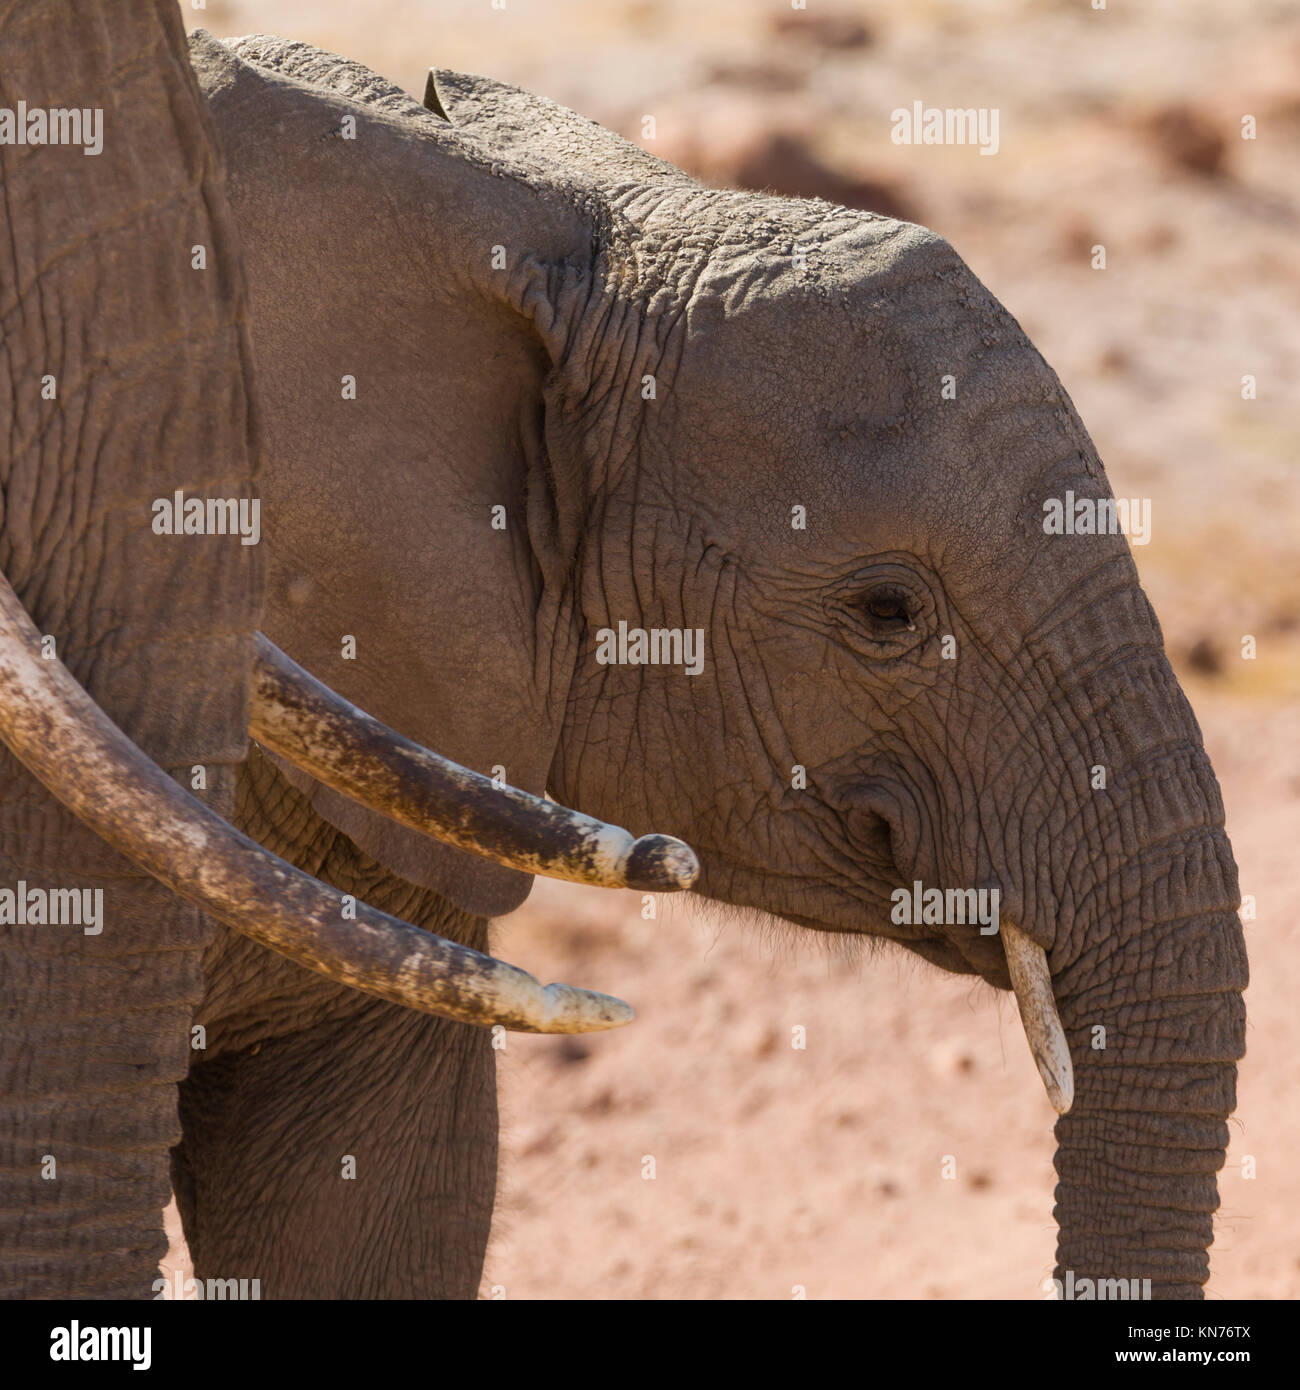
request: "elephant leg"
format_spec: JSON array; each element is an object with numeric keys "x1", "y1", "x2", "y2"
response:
[
  {"x1": 170, "y1": 748, "x2": 499, "y2": 1298},
  {"x1": 172, "y1": 990, "x2": 497, "y2": 1299}
]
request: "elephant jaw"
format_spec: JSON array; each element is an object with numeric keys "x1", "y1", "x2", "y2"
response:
[{"x1": 0, "y1": 568, "x2": 697, "y2": 1033}]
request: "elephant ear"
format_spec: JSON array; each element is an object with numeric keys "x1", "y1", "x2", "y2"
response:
[
  {"x1": 424, "y1": 68, "x2": 698, "y2": 194},
  {"x1": 189, "y1": 33, "x2": 615, "y2": 917}
]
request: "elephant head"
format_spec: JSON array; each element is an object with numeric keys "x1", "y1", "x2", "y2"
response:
[
  {"x1": 548, "y1": 201, "x2": 1248, "y2": 1294},
  {"x1": 523, "y1": 97, "x2": 1248, "y2": 1298},
  {"x1": 185, "y1": 36, "x2": 1246, "y2": 1298}
]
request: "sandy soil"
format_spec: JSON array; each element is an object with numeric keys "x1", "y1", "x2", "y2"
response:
[{"x1": 167, "y1": 0, "x2": 1300, "y2": 1298}]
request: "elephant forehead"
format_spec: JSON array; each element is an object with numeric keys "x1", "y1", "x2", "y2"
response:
[
  {"x1": 668, "y1": 241, "x2": 1049, "y2": 455},
  {"x1": 660, "y1": 300, "x2": 1058, "y2": 547},
  {"x1": 674, "y1": 213, "x2": 1006, "y2": 374},
  {"x1": 640, "y1": 212, "x2": 1108, "y2": 584}
]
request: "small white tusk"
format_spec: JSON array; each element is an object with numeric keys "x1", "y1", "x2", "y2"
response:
[{"x1": 1001, "y1": 921, "x2": 1074, "y2": 1114}]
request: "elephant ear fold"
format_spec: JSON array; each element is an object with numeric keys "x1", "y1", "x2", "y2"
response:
[
  {"x1": 191, "y1": 33, "x2": 610, "y2": 920},
  {"x1": 423, "y1": 68, "x2": 697, "y2": 193}
]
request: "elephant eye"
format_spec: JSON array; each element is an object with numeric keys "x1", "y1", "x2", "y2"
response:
[
  {"x1": 866, "y1": 596, "x2": 909, "y2": 623},
  {"x1": 858, "y1": 587, "x2": 917, "y2": 634}
]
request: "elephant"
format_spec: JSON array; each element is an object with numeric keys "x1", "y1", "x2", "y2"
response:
[{"x1": 0, "y1": 18, "x2": 1247, "y2": 1301}]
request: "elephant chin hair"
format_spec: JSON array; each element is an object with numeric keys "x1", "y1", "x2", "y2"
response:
[
  {"x1": 0, "y1": 569, "x2": 633, "y2": 1034},
  {"x1": 687, "y1": 892, "x2": 880, "y2": 968}
]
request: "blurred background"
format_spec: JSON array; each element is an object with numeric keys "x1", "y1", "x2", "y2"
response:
[{"x1": 180, "y1": 0, "x2": 1299, "y2": 1297}]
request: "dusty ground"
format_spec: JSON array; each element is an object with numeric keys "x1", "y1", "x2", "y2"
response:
[{"x1": 168, "y1": 0, "x2": 1300, "y2": 1297}]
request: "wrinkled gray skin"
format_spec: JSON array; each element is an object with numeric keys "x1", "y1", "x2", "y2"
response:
[
  {"x1": 184, "y1": 33, "x2": 1247, "y2": 1299},
  {"x1": 0, "y1": 2, "x2": 258, "y2": 1297}
]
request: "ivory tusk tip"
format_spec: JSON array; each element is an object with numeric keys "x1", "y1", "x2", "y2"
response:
[
  {"x1": 1034, "y1": 1053, "x2": 1075, "y2": 1115},
  {"x1": 624, "y1": 834, "x2": 700, "y2": 892},
  {"x1": 537, "y1": 983, "x2": 636, "y2": 1034}
]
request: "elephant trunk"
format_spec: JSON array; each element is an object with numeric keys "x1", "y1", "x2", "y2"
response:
[
  {"x1": 0, "y1": 0, "x2": 260, "y2": 1296},
  {"x1": 1045, "y1": 650, "x2": 1247, "y2": 1299},
  {"x1": 1052, "y1": 971, "x2": 1245, "y2": 1299}
]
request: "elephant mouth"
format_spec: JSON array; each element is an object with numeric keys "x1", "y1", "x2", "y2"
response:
[
  {"x1": 787, "y1": 780, "x2": 1074, "y2": 1110},
  {"x1": 0, "y1": 573, "x2": 700, "y2": 1036},
  {"x1": 824, "y1": 797, "x2": 1011, "y2": 973}
]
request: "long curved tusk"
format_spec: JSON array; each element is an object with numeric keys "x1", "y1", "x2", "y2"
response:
[
  {"x1": 250, "y1": 633, "x2": 699, "y2": 892},
  {"x1": 0, "y1": 572, "x2": 631, "y2": 1034},
  {"x1": 1001, "y1": 921, "x2": 1074, "y2": 1114}
]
